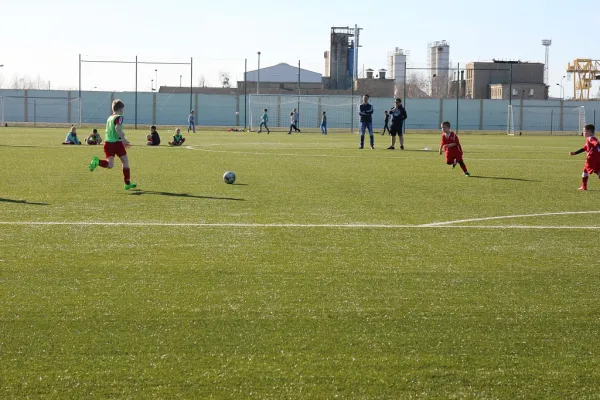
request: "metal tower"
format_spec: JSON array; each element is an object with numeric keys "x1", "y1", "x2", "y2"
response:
[
  {"x1": 566, "y1": 59, "x2": 600, "y2": 100},
  {"x1": 542, "y1": 39, "x2": 551, "y2": 85}
]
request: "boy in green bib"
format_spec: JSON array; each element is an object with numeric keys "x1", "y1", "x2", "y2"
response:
[{"x1": 88, "y1": 99, "x2": 137, "y2": 190}]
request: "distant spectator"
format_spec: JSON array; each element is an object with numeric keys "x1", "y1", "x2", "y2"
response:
[
  {"x1": 169, "y1": 128, "x2": 186, "y2": 146},
  {"x1": 146, "y1": 125, "x2": 161, "y2": 146},
  {"x1": 320, "y1": 111, "x2": 327, "y2": 135},
  {"x1": 86, "y1": 128, "x2": 103, "y2": 145},
  {"x1": 63, "y1": 126, "x2": 81, "y2": 145},
  {"x1": 292, "y1": 108, "x2": 300, "y2": 132},
  {"x1": 188, "y1": 110, "x2": 196, "y2": 133},
  {"x1": 288, "y1": 112, "x2": 299, "y2": 135}
]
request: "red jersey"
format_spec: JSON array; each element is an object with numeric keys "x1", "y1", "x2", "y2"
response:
[
  {"x1": 440, "y1": 131, "x2": 462, "y2": 154},
  {"x1": 582, "y1": 136, "x2": 600, "y2": 173}
]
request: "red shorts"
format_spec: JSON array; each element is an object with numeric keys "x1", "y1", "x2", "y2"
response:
[
  {"x1": 104, "y1": 141, "x2": 127, "y2": 158},
  {"x1": 445, "y1": 150, "x2": 463, "y2": 164},
  {"x1": 583, "y1": 162, "x2": 599, "y2": 175}
]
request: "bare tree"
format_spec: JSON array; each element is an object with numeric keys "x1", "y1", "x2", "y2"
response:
[
  {"x1": 197, "y1": 75, "x2": 207, "y2": 88},
  {"x1": 405, "y1": 72, "x2": 429, "y2": 98},
  {"x1": 219, "y1": 71, "x2": 231, "y2": 88}
]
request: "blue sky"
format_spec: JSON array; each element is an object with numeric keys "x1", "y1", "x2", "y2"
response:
[{"x1": 0, "y1": 0, "x2": 598, "y2": 98}]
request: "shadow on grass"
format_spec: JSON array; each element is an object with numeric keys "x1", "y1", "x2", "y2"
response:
[
  {"x1": 0, "y1": 198, "x2": 49, "y2": 205},
  {"x1": 469, "y1": 175, "x2": 541, "y2": 182},
  {"x1": 128, "y1": 190, "x2": 245, "y2": 201}
]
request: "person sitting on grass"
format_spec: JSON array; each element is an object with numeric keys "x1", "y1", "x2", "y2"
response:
[
  {"x1": 146, "y1": 125, "x2": 161, "y2": 146},
  {"x1": 86, "y1": 128, "x2": 102, "y2": 145},
  {"x1": 169, "y1": 128, "x2": 186, "y2": 146},
  {"x1": 63, "y1": 126, "x2": 81, "y2": 145}
]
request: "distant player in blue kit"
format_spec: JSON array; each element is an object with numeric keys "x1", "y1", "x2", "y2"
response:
[
  {"x1": 358, "y1": 94, "x2": 374, "y2": 149},
  {"x1": 187, "y1": 110, "x2": 195, "y2": 133},
  {"x1": 320, "y1": 111, "x2": 327, "y2": 135},
  {"x1": 258, "y1": 108, "x2": 270, "y2": 134}
]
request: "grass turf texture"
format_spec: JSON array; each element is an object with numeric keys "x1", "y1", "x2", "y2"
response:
[{"x1": 1, "y1": 127, "x2": 599, "y2": 398}]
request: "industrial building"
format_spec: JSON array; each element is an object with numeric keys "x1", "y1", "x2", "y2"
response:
[
  {"x1": 428, "y1": 41, "x2": 451, "y2": 97},
  {"x1": 241, "y1": 63, "x2": 323, "y2": 93},
  {"x1": 465, "y1": 61, "x2": 547, "y2": 100},
  {"x1": 325, "y1": 27, "x2": 359, "y2": 90}
]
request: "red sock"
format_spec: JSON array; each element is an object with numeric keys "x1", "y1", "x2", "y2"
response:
[
  {"x1": 99, "y1": 160, "x2": 109, "y2": 168},
  {"x1": 459, "y1": 161, "x2": 468, "y2": 173},
  {"x1": 582, "y1": 176, "x2": 589, "y2": 187},
  {"x1": 123, "y1": 167, "x2": 131, "y2": 185}
]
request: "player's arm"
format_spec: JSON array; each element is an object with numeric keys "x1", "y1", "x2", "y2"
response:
[
  {"x1": 115, "y1": 118, "x2": 130, "y2": 146},
  {"x1": 570, "y1": 148, "x2": 585, "y2": 156},
  {"x1": 439, "y1": 138, "x2": 444, "y2": 155}
]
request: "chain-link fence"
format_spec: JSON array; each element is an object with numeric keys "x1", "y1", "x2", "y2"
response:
[{"x1": 1, "y1": 60, "x2": 599, "y2": 134}]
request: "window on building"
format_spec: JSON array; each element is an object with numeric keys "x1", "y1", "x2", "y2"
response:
[
  {"x1": 512, "y1": 89, "x2": 518, "y2": 96},
  {"x1": 529, "y1": 89, "x2": 534, "y2": 96}
]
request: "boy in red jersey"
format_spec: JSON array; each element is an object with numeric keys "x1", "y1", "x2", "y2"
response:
[
  {"x1": 439, "y1": 121, "x2": 470, "y2": 176},
  {"x1": 569, "y1": 124, "x2": 599, "y2": 191},
  {"x1": 88, "y1": 99, "x2": 137, "y2": 190}
]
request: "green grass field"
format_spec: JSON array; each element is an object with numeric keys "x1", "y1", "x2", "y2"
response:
[{"x1": 1, "y1": 127, "x2": 600, "y2": 399}]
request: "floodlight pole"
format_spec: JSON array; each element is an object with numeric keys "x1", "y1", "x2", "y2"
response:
[
  {"x1": 244, "y1": 58, "x2": 247, "y2": 129},
  {"x1": 190, "y1": 57, "x2": 193, "y2": 115},
  {"x1": 135, "y1": 55, "x2": 138, "y2": 129},
  {"x1": 257, "y1": 51, "x2": 261, "y2": 94},
  {"x1": 297, "y1": 60, "x2": 301, "y2": 130}
]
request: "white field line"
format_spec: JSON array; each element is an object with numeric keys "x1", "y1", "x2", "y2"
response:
[
  {"x1": 421, "y1": 211, "x2": 600, "y2": 227},
  {"x1": 0, "y1": 221, "x2": 598, "y2": 229}
]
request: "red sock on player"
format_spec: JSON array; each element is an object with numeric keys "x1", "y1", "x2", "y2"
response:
[
  {"x1": 123, "y1": 167, "x2": 131, "y2": 185},
  {"x1": 99, "y1": 160, "x2": 109, "y2": 168}
]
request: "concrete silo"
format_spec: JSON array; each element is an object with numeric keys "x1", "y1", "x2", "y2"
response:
[
  {"x1": 428, "y1": 40, "x2": 450, "y2": 97},
  {"x1": 387, "y1": 48, "x2": 408, "y2": 98}
]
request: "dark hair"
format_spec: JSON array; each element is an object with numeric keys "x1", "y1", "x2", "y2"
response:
[
  {"x1": 442, "y1": 121, "x2": 451, "y2": 128},
  {"x1": 112, "y1": 99, "x2": 124, "y2": 112},
  {"x1": 151, "y1": 125, "x2": 156, "y2": 130},
  {"x1": 323, "y1": 111, "x2": 326, "y2": 114},
  {"x1": 290, "y1": 112, "x2": 294, "y2": 115},
  {"x1": 264, "y1": 108, "x2": 268, "y2": 112},
  {"x1": 395, "y1": 98, "x2": 402, "y2": 103},
  {"x1": 92, "y1": 128, "x2": 97, "y2": 133},
  {"x1": 585, "y1": 124, "x2": 595, "y2": 133}
]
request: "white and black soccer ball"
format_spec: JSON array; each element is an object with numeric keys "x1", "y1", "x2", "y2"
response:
[{"x1": 223, "y1": 171, "x2": 236, "y2": 184}]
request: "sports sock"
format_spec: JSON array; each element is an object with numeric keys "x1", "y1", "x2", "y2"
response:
[
  {"x1": 99, "y1": 160, "x2": 109, "y2": 168},
  {"x1": 582, "y1": 176, "x2": 589, "y2": 187},
  {"x1": 123, "y1": 167, "x2": 131, "y2": 185},
  {"x1": 459, "y1": 161, "x2": 468, "y2": 173}
]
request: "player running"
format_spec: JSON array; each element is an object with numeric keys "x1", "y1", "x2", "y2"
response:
[
  {"x1": 439, "y1": 121, "x2": 470, "y2": 176},
  {"x1": 88, "y1": 99, "x2": 137, "y2": 190},
  {"x1": 569, "y1": 124, "x2": 600, "y2": 191}
]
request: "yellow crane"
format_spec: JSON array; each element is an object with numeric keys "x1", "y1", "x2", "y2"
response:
[{"x1": 566, "y1": 59, "x2": 600, "y2": 100}]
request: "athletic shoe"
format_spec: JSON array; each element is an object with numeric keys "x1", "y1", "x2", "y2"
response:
[
  {"x1": 400, "y1": 145, "x2": 404, "y2": 150},
  {"x1": 578, "y1": 186, "x2": 587, "y2": 191},
  {"x1": 124, "y1": 182, "x2": 137, "y2": 190},
  {"x1": 359, "y1": 146, "x2": 364, "y2": 150},
  {"x1": 89, "y1": 156, "x2": 99, "y2": 172},
  {"x1": 387, "y1": 146, "x2": 395, "y2": 150},
  {"x1": 464, "y1": 172, "x2": 470, "y2": 177},
  {"x1": 370, "y1": 145, "x2": 375, "y2": 150}
]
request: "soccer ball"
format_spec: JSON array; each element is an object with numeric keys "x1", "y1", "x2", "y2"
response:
[{"x1": 223, "y1": 171, "x2": 236, "y2": 184}]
